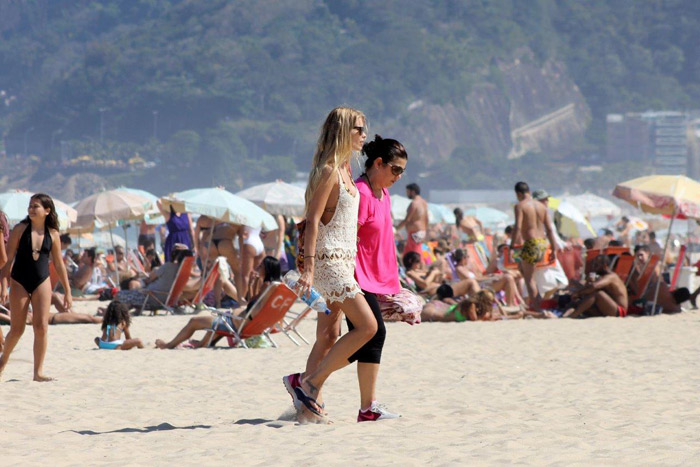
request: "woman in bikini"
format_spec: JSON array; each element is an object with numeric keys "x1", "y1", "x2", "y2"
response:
[
  {"x1": 283, "y1": 107, "x2": 378, "y2": 423},
  {"x1": 194, "y1": 214, "x2": 215, "y2": 270},
  {"x1": 0, "y1": 194, "x2": 72, "y2": 381},
  {"x1": 208, "y1": 222, "x2": 247, "y2": 300}
]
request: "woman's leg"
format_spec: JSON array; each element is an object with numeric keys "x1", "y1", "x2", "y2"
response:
[
  {"x1": 0, "y1": 279, "x2": 32, "y2": 378},
  {"x1": 49, "y1": 313, "x2": 102, "y2": 324},
  {"x1": 239, "y1": 245, "x2": 257, "y2": 301},
  {"x1": 451, "y1": 278, "x2": 481, "y2": 296},
  {"x1": 217, "y1": 241, "x2": 242, "y2": 299},
  {"x1": 29, "y1": 278, "x2": 53, "y2": 381},
  {"x1": 155, "y1": 316, "x2": 214, "y2": 349},
  {"x1": 301, "y1": 294, "x2": 377, "y2": 417},
  {"x1": 348, "y1": 291, "x2": 385, "y2": 411},
  {"x1": 305, "y1": 310, "x2": 343, "y2": 376}
]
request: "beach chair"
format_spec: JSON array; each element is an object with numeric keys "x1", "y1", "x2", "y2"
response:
[
  {"x1": 669, "y1": 244, "x2": 686, "y2": 291},
  {"x1": 628, "y1": 254, "x2": 660, "y2": 300},
  {"x1": 612, "y1": 253, "x2": 635, "y2": 283},
  {"x1": 192, "y1": 260, "x2": 220, "y2": 305},
  {"x1": 275, "y1": 305, "x2": 313, "y2": 345},
  {"x1": 585, "y1": 246, "x2": 631, "y2": 274},
  {"x1": 140, "y1": 256, "x2": 196, "y2": 315},
  {"x1": 210, "y1": 281, "x2": 298, "y2": 348},
  {"x1": 465, "y1": 243, "x2": 487, "y2": 275},
  {"x1": 128, "y1": 250, "x2": 147, "y2": 276},
  {"x1": 483, "y1": 235, "x2": 495, "y2": 254},
  {"x1": 556, "y1": 246, "x2": 583, "y2": 282}
]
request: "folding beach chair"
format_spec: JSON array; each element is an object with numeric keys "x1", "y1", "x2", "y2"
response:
[
  {"x1": 585, "y1": 246, "x2": 631, "y2": 275},
  {"x1": 465, "y1": 243, "x2": 488, "y2": 275},
  {"x1": 210, "y1": 281, "x2": 298, "y2": 348},
  {"x1": 612, "y1": 253, "x2": 635, "y2": 283},
  {"x1": 556, "y1": 246, "x2": 583, "y2": 282},
  {"x1": 192, "y1": 260, "x2": 220, "y2": 305},
  {"x1": 140, "y1": 256, "x2": 196, "y2": 315},
  {"x1": 628, "y1": 254, "x2": 660, "y2": 299},
  {"x1": 274, "y1": 304, "x2": 314, "y2": 345}
]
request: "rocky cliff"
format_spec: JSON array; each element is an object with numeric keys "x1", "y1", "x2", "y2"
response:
[{"x1": 390, "y1": 48, "x2": 591, "y2": 168}]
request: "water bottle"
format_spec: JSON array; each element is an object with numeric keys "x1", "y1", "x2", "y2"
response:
[{"x1": 283, "y1": 270, "x2": 331, "y2": 314}]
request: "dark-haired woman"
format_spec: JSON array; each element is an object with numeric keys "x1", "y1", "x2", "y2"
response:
[
  {"x1": 0, "y1": 194, "x2": 72, "y2": 381},
  {"x1": 351, "y1": 135, "x2": 423, "y2": 420}
]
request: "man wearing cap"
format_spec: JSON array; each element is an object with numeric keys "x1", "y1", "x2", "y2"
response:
[{"x1": 532, "y1": 189, "x2": 569, "y2": 294}]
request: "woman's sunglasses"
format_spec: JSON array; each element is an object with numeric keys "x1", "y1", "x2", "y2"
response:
[
  {"x1": 353, "y1": 126, "x2": 367, "y2": 135},
  {"x1": 386, "y1": 162, "x2": 405, "y2": 176}
]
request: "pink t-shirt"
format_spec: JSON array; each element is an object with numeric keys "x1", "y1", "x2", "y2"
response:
[{"x1": 355, "y1": 177, "x2": 400, "y2": 295}]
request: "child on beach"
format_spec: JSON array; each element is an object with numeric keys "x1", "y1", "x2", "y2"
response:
[{"x1": 94, "y1": 301, "x2": 143, "y2": 350}]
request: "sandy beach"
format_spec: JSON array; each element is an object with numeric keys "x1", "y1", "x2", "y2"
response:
[{"x1": 2, "y1": 300, "x2": 700, "y2": 465}]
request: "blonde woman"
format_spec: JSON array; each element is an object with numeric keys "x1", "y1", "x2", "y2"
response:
[{"x1": 283, "y1": 107, "x2": 377, "y2": 423}]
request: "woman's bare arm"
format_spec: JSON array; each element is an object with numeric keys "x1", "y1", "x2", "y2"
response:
[{"x1": 297, "y1": 165, "x2": 338, "y2": 298}]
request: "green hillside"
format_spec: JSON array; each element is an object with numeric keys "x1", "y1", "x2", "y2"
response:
[{"x1": 0, "y1": 0, "x2": 698, "y2": 193}]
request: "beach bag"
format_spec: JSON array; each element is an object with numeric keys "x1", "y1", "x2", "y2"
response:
[{"x1": 295, "y1": 219, "x2": 307, "y2": 273}]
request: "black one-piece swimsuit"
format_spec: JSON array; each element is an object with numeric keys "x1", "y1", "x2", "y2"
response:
[{"x1": 11, "y1": 224, "x2": 52, "y2": 294}]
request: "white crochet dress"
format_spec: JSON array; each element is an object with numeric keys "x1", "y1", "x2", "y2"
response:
[{"x1": 313, "y1": 170, "x2": 363, "y2": 304}]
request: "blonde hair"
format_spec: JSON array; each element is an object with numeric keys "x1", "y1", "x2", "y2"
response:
[{"x1": 304, "y1": 107, "x2": 366, "y2": 212}]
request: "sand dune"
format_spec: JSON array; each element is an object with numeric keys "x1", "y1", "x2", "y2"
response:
[{"x1": 2, "y1": 301, "x2": 699, "y2": 465}]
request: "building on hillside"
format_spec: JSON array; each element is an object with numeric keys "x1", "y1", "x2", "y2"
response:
[{"x1": 606, "y1": 111, "x2": 700, "y2": 177}]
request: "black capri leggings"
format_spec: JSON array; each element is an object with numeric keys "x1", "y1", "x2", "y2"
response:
[{"x1": 347, "y1": 290, "x2": 386, "y2": 364}]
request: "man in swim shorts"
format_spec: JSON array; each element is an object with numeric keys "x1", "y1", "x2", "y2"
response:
[
  {"x1": 397, "y1": 183, "x2": 429, "y2": 258},
  {"x1": 563, "y1": 254, "x2": 628, "y2": 318},
  {"x1": 510, "y1": 181, "x2": 559, "y2": 310}
]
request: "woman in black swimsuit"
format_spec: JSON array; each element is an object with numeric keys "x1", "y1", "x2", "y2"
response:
[{"x1": 0, "y1": 193, "x2": 72, "y2": 382}]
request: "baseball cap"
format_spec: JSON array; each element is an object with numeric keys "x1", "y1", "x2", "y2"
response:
[{"x1": 532, "y1": 189, "x2": 549, "y2": 200}]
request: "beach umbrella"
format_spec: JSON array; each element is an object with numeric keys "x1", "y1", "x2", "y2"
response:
[
  {"x1": 73, "y1": 189, "x2": 152, "y2": 283},
  {"x1": 236, "y1": 180, "x2": 306, "y2": 216},
  {"x1": 75, "y1": 230, "x2": 126, "y2": 249},
  {"x1": 116, "y1": 187, "x2": 164, "y2": 225},
  {"x1": 559, "y1": 193, "x2": 621, "y2": 218},
  {"x1": 464, "y1": 206, "x2": 510, "y2": 228},
  {"x1": 390, "y1": 194, "x2": 411, "y2": 222},
  {"x1": 428, "y1": 203, "x2": 455, "y2": 224},
  {"x1": 0, "y1": 190, "x2": 76, "y2": 229},
  {"x1": 160, "y1": 187, "x2": 277, "y2": 231},
  {"x1": 161, "y1": 187, "x2": 278, "y2": 300},
  {"x1": 73, "y1": 189, "x2": 150, "y2": 228},
  {"x1": 613, "y1": 175, "x2": 700, "y2": 312},
  {"x1": 390, "y1": 194, "x2": 438, "y2": 224},
  {"x1": 547, "y1": 198, "x2": 596, "y2": 239}
]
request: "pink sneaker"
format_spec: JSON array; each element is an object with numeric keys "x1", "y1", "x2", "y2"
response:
[
  {"x1": 283, "y1": 373, "x2": 302, "y2": 410},
  {"x1": 357, "y1": 401, "x2": 401, "y2": 422}
]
